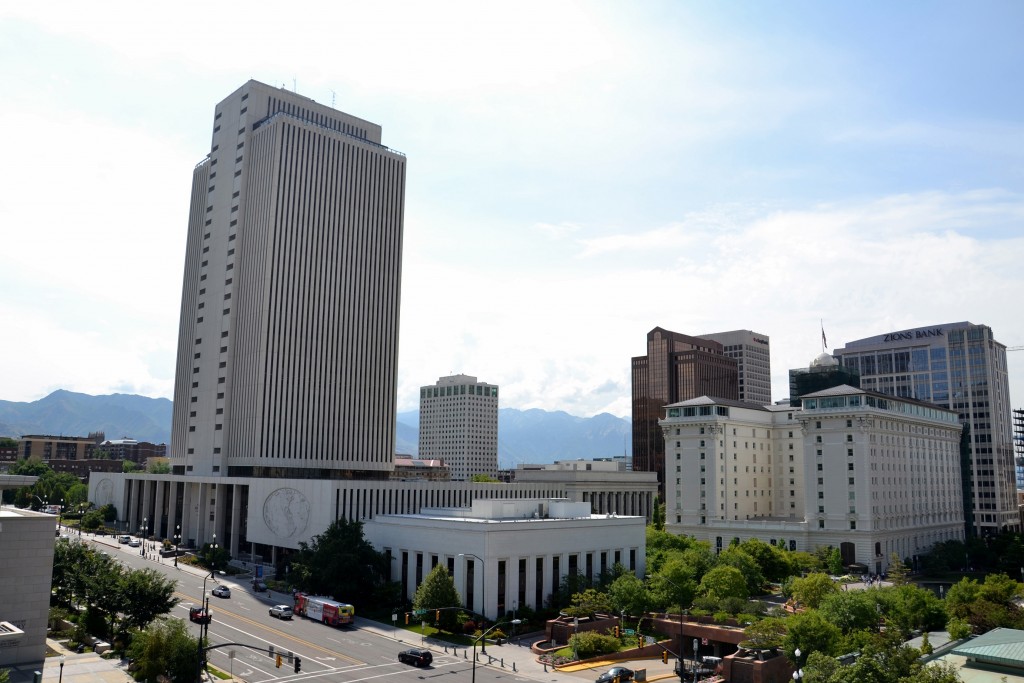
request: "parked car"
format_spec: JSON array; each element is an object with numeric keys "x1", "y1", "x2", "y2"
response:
[
  {"x1": 119, "y1": 535, "x2": 132, "y2": 544},
  {"x1": 398, "y1": 649, "x2": 433, "y2": 667},
  {"x1": 252, "y1": 579, "x2": 268, "y2": 592},
  {"x1": 595, "y1": 667, "x2": 634, "y2": 683},
  {"x1": 212, "y1": 585, "x2": 231, "y2": 598},
  {"x1": 128, "y1": 538, "x2": 141, "y2": 548},
  {"x1": 269, "y1": 605, "x2": 293, "y2": 619}
]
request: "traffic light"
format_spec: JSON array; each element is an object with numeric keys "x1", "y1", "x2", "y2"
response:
[
  {"x1": 614, "y1": 626, "x2": 620, "y2": 638},
  {"x1": 405, "y1": 613, "x2": 410, "y2": 624},
  {"x1": 294, "y1": 657, "x2": 301, "y2": 673},
  {"x1": 662, "y1": 651, "x2": 668, "y2": 664},
  {"x1": 435, "y1": 610, "x2": 440, "y2": 621},
  {"x1": 275, "y1": 654, "x2": 282, "y2": 668}
]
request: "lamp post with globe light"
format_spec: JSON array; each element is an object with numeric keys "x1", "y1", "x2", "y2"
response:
[
  {"x1": 174, "y1": 524, "x2": 181, "y2": 568},
  {"x1": 792, "y1": 648, "x2": 804, "y2": 682}
]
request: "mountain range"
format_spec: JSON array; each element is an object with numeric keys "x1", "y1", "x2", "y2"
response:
[{"x1": 0, "y1": 391, "x2": 631, "y2": 469}]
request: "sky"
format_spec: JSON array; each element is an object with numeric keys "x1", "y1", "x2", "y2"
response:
[{"x1": 2, "y1": 1, "x2": 1023, "y2": 419}]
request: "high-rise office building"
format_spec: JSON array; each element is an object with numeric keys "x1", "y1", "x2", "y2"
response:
[
  {"x1": 698, "y1": 330, "x2": 773, "y2": 405},
  {"x1": 835, "y1": 322, "x2": 1017, "y2": 536},
  {"x1": 418, "y1": 374, "x2": 498, "y2": 481},
  {"x1": 169, "y1": 80, "x2": 407, "y2": 477},
  {"x1": 90, "y1": 83, "x2": 658, "y2": 581},
  {"x1": 631, "y1": 327, "x2": 739, "y2": 490}
]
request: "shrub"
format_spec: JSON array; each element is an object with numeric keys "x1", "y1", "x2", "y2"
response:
[
  {"x1": 570, "y1": 630, "x2": 621, "y2": 658},
  {"x1": 713, "y1": 611, "x2": 732, "y2": 624},
  {"x1": 463, "y1": 620, "x2": 477, "y2": 634}
]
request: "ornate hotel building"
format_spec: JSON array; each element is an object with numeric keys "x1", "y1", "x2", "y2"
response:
[{"x1": 662, "y1": 384, "x2": 965, "y2": 574}]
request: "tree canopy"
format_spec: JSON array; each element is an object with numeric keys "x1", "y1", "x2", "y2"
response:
[{"x1": 291, "y1": 518, "x2": 392, "y2": 604}]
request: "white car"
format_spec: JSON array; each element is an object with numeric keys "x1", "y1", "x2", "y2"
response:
[
  {"x1": 269, "y1": 605, "x2": 293, "y2": 619},
  {"x1": 119, "y1": 535, "x2": 132, "y2": 544},
  {"x1": 128, "y1": 538, "x2": 141, "y2": 548}
]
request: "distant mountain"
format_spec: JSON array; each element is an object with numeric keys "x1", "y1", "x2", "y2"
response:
[
  {"x1": 0, "y1": 392, "x2": 631, "y2": 467},
  {"x1": 396, "y1": 408, "x2": 631, "y2": 469},
  {"x1": 0, "y1": 390, "x2": 172, "y2": 444}
]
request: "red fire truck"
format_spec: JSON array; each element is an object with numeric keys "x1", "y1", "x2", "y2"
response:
[{"x1": 293, "y1": 593, "x2": 355, "y2": 627}]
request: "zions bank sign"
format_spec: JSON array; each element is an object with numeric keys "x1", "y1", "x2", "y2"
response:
[{"x1": 883, "y1": 328, "x2": 944, "y2": 343}]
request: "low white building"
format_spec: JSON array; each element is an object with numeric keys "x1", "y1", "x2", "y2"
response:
[
  {"x1": 364, "y1": 498, "x2": 646, "y2": 619},
  {"x1": 661, "y1": 385, "x2": 965, "y2": 574}
]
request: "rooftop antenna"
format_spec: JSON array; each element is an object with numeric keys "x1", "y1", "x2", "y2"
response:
[
  {"x1": 330, "y1": 89, "x2": 336, "y2": 108},
  {"x1": 293, "y1": 77, "x2": 297, "y2": 92}
]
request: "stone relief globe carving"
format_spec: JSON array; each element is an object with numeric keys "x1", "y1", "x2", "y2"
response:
[
  {"x1": 262, "y1": 488, "x2": 311, "y2": 539},
  {"x1": 96, "y1": 478, "x2": 114, "y2": 507}
]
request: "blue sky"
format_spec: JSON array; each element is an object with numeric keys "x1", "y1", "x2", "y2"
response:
[{"x1": 1, "y1": 1, "x2": 1022, "y2": 418}]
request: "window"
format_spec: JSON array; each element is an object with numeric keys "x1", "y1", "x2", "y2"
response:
[{"x1": 849, "y1": 521, "x2": 856, "y2": 530}]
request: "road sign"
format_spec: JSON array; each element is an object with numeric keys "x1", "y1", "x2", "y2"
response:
[
  {"x1": 625, "y1": 629, "x2": 636, "y2": 636},
  {"x1": 413, "y1": 608, "x2": 426, "y2": 616}
]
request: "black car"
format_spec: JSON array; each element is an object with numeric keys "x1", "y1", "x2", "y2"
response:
[
  {"x1": 595, "y1": 667, "x2": 633, "y2": 683},
  {"x1": 398, "y1": 649, "x2": 433, "y2": 667}
]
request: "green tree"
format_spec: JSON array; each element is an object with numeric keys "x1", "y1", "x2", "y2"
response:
[
  {"x1": 122, "y1": 460, "x2": 140, "y2": 473},
  {"x1": 651, "y1": 495, "x2": 665, "y2": 530},
  {"x1": 717, "y1": 546, "x2": 765, "y2": 595},
  {"x1": 818, "y1": 589, "x2": 879, "y2": 634},
  {"x1": 469, "y1": 474, "x2": 498, "y2": 482},
  {"x1": 789, "y1": 573, "x2": 838, "y2": 609},
  {"x1": 784, "y1": 609, "x2": 841, "y2": 660},
  {"x1": 412, "y1": 565, "x2": 462, "y2": 631},
  {"x1": 887, "y1": 553, "x2": 909, "y2": 585},
  {"x1": 607, "y1": 572, "x2": 650, "y2": 617},
  {"x1": 118, "y1": 569, "x2": 180, "y2": 633},
  {"x1": 741, "y1": 616, "x2": 786, "y2": 650},
  {"x1": 738, "y1": 537, "x2": 793, "y2": 583},
  {"x1": 876, "y1": 584, "x2": 946, "y2": 636},
  {"x1": 146, "y1": 460, "x2": 171, "y2": 474},
  {"x1": 291, "y1": 518, "x2": 391, "y2": 604},
  {"x1": 563, "y1": 587, "x2": 614, "y2": 617},
  {"x1": 127, "y1": 617, "x2": 200, "y2": 682},
  {"x1": 814, "y1": 546, "x2": 843, "y2": 575},
  {"x1": 698, "y1": 566, "x2": 748, "y2": 602},
  {"x1": 647, "y1": 559, "x2": 697, "y2": 612}
]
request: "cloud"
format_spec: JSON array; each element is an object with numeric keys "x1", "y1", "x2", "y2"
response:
[{"x1": 397, "y1": 189, "x2": 1024, "y2": 416}]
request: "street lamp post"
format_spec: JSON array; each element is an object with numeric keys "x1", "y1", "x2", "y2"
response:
[
  {"x1": 471, "y1": 620, "x2": 520, "y2": 683},
  {"x1": 140, "y1": 517, "x2": 147, "y2": 556},
  {"x1": 197, "y1": 570, "x2": 223, "y2": 681},
  {"x1": 58, "y1": 654, "x2": 65, "y2": 683},
  {"x1": 792, "y1": 648, "x2": 804, "y2": 682},
  {"x1": 459, "y1": 553, "x2": 486, "y2": 616},
  {"x1": 174, "y1": 525, "x2": 181, "y2": 568}
]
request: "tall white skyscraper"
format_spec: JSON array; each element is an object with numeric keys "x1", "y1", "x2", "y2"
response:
[
  {"x1": 835, "y1": 322, "x2": 1017, "y2": 536},
  {"x1": 418, "y1": 374, "x2": 498, "y2": 480},
  {"x1": 698, "y1": 329, "x2": 773, "y2": 405},
  {"x1": 169, "y1": 80, "x2": 407, "y2": 477}
]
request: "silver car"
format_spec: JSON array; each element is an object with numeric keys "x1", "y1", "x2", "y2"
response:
[{"x1": 269, "y1": 604, "x2": 293, "y2": 619}]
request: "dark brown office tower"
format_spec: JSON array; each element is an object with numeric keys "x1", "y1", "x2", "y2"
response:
[{"x1": 631, "y1": 327, "x2": 739, "y2": 491}]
